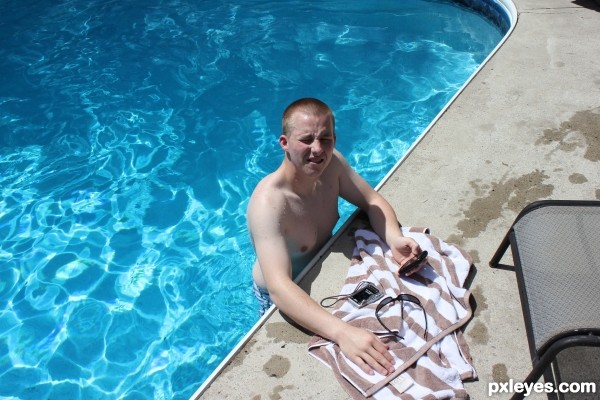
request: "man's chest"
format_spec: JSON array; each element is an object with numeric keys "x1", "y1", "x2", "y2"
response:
[{"x1": 283, "y1": 188, "x2": 339, "y2": 254}]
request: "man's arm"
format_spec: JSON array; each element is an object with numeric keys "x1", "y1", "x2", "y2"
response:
[
  {"x1": 335, "y1": 150, "x2": 422, "y2": 266},
  {"x1": 247, "y1": 190, "x2": 395, "y2": 376}
]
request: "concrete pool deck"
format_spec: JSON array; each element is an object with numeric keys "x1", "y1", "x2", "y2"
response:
[{"x1": 201, "y1": 0, "x2": 600, "y2": 398}]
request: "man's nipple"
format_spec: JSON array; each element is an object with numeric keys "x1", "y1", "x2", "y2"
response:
[{"x1": 300, "y1": 245, "x2": 308, "y2": 253}]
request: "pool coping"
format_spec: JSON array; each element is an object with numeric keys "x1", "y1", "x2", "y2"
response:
[{"x1": 197, "y1": 0, "x2": 600, "y2": 398}]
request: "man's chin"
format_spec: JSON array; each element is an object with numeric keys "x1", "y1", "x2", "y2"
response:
[{"x1": 304, "y1": 163, "x2": 326, "y2": 176}]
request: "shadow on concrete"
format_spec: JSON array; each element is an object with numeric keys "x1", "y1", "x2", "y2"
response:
[{"x1": 573, "y1": 0, "x2": 600, "y2": 11}]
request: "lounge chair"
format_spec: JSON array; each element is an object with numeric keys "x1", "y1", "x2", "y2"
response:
[{"x1": 489, "y1": 200, "x2": 600, "y2": 399}]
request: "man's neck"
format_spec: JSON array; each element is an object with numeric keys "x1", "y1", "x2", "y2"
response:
[{"x1": 280, "y1": 161, "x2": 319, "y2": 197}]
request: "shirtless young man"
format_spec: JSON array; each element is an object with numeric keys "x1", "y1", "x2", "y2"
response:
[{"x1": 247, "y1": 98, "x2": 422, "y2": 377}]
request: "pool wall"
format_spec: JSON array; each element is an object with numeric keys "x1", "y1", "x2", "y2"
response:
[{"x1": 192, "y1": 0, "x2": 517, "y2": 398}]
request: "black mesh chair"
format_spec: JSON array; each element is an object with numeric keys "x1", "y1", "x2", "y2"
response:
[{"x1": 490, "y1": 200, "x2": 600, "y2": 399}]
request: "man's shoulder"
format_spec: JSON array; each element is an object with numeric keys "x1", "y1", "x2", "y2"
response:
[
  {"x1": 252, "y1": 170, "x2": 286, "y2": 195},
  {"x1": 328, "y1": 149, "x2": 352, "y2": 176},
  {"x1": 248, "y1": 173, "x2": 287, "y2": 213},
  {"x1": 247, "y1": 175, "x2": 290, "y2": 237}
]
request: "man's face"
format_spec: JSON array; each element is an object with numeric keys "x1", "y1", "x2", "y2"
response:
[{"x1": 281, "y1": 111, "x2": 336, "y2": 178}]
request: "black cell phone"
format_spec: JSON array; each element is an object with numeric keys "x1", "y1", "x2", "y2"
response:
[
  {"x1": 398, "y1": 250, "x2": 428, "y2": 275},
  {"x1": 348, "y1": 282, "x2": 383, "y2": 308}
]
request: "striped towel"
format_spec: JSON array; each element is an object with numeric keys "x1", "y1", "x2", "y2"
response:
[{"x1": 308, "y1": 228, "x2": 477, "y2": 399}]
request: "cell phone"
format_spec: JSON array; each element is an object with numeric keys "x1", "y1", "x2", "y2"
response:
[
  {"x1": 398, "y1": 250, "x2": 428, "y2": 275},
  {"x1": 348, "y1": 282, "x2": 383, "y2": 308}
]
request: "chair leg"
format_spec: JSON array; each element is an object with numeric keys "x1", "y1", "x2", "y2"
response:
[
  {"x1": 509, "y1": 366, "x2": 558, "y2": 400},
  {"x1": 510, "y1": 336, "x2": 600, "y2": 400},
  {"x1": 543, "y1": 363, "x2": 560, "y2": 400},
  {"x1": 509, "y1": 360, "x2": 549, "y2": 400},
  {"x1": 489, "y1": 230, "x2": 513, "y2": 269},
  {"x1": 548, "y1": 359, "x2": 563, "y2": 400}
]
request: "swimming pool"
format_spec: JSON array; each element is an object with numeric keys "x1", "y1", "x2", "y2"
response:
[{"x1": 0, "y1": 1, "x2": 511, "y2": 399}]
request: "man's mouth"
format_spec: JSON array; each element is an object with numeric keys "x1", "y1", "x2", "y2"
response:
[{"x1": 307, "y1": 157, "x2": 324, "y2": 165}]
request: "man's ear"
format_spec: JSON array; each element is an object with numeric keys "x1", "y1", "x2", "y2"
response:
[{"x1": 279, "y1": 134, "x2": 288, "y2": 151}]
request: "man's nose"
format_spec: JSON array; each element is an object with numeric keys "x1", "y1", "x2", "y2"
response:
[{"x1": 311, "y1": 139, "x2": 323, "y2": 153}]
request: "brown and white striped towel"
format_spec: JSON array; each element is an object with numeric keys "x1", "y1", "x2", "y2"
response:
[{"x1": 308, "y1": 228, "x2": 477, "y2": 399}]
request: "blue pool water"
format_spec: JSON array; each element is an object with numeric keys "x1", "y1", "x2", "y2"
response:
[{"x1": 0, "y1": 1, "x2": 506, "y2": 399}]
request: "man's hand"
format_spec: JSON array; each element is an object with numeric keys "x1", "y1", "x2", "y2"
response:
[
  {"x1": 389, "y1": 236, "x2": 424, "y2": 275},
  {"x1": 334, "y1": 325, "x2": 395, "y2": 376}
]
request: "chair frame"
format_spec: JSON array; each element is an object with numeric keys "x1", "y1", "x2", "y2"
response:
[{"x1": 490, "y1": 200, "x2": 600, "y2": 400}]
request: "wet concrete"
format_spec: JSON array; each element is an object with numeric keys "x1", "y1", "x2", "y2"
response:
[{"x1": 201, "y1": 0, "x2": 600, "y2": 398}]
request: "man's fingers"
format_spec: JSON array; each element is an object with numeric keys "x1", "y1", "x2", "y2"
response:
[
  {"x1": 347, "y1": 336, "x2": 395, "y2": 376},
  {"x1": 363, "y1": 340, "x2": 395, "y2": 375},
  {"x1": 351, "y1": 356, "x2": 375, "y2": 376},
  {"x1": 370, "y1": 337, "x2": 394, "y2": 365},
  {"x1": 340, "y1": 327, "x2": 395, "y2": 376},
  {"x1": 353, "y1": 352, "x2": 389, "y2": 376}
]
